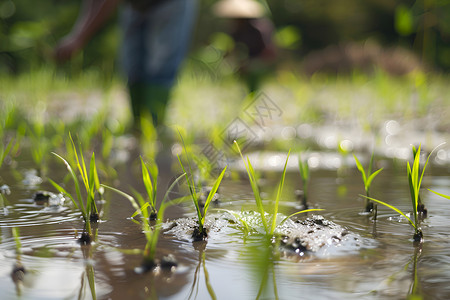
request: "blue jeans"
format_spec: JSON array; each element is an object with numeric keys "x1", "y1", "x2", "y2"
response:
[{"x1": 120, "y1": 0, "x2": 197, "y2": 87}]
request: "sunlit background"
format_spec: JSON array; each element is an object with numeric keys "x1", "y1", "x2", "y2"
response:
[{"x1": 2, "y1": 1, "x2": 450, "y2": 300}]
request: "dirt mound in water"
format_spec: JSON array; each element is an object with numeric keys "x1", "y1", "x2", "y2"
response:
[{"x1": 164, "y1": 212, "x2": 375, "y2": 257}]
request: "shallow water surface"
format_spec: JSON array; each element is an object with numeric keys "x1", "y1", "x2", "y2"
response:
[{"x1": 1, "y1": 151, "x2": 450, "y2": 299}]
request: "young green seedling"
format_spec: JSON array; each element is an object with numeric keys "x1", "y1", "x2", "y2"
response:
[
  {"x1": 364, "y1": 144, "x2": 438, "y2": 243},
  {"x1": 178, "y1": 156, "x2": 227, "y2": 241},
  {"x1": 298, "y1": 154, "x2": 310, "y2": 209},
  {"x1": 102, "y1": 173, "x2": 186, "y2": 270},
  {"x1": 49, "y1": 134, "x2": 101, "y2": 244},
  {"x1": 354, "y1": 152, "x2": 383, "y2": 214},
  {"x1": 411, "y1": 145, "x2": 427, "y2": 216},
  {"x1": 235, "y1": 141, "x2": 323, "y2": 237},
  {"x1": 139, "y1": 156, "x2": 159, "y2": 220},
  {"x1": 178, "y1": 132, "x2": 227, "y2": 241}
]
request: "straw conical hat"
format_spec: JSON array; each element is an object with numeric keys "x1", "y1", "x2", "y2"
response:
[{"x1": 213, "y1": 0, "x2": 266, "y2": 18}]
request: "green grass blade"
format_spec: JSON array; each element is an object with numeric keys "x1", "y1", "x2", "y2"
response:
[
  {"x1": 353, "y1": 154, "x2": 367, "y2": 184},
  {"x1": 101, "y1": 184, "x2": 141, "y2": 215},
  {"x1": 131, "y1": 187, "x2": 147, "y2": 209},
  {"x1": 363, "y1": 195, "x2": 416, "y2": 229},
  {"x1": 88, "y1": 153, "x2": 99, "y2": 216},
  {"x1": 407, "y1": 161, "x2": 418, "y2": 225},
  {"x1": 69, "y1": 133, "x2": 88, "y2": 191},
  {"x1": 234, "y1": 140, "x2": 268, "y2": 233},
  {"x1": 131, "y1": 202, "x2": 151, "y2": 219},
  {"x1": 141, "y1": 157, "x2": 156, "y2": 209},
  {"x1": 418, "y1": 143, "x2": 444, "y2": 194},
  {"x1": 79, "y1": 146, "x2": 89, "y2": 191},
  {"x1": 366, "y1": 167, "x2": 383, "y2": 189},
  {"x1": 411, "y1": 146, "x2": 420, "y2": 191},
  {"x1": 270, "y1": 150, "x2": 290, "y2": 235},
  {"x1": 162, "y1": 173, "x2": 187, "y2": 203},
  {"x1": 279, "y1": 209, "x2": 324, "y2": 227},
  {"x1": 91, "y1": 153, "x2": 100, "y2": 191},
  {"x1": 368, "y1": 152, "x2": 375, "y2": 177},
  {"x1": 148, "y1": 159, "x2": 159, "y2": 202},
  {"x1": 428, "y1": 189, "x2": 450, "y2": 200},
  {"x1": 201, "y1": 166, "x2": 227, "y2": 225},
  {"x1": 247, "y1": 157, "x2": 268, "y2": 232},
  {"x1": 131, "y1": 189, "x2": 150, "y2": 219},
  {"x1": 177, "y1": 155, "x2": 202, "y2": 227},
  {"x1": 52, "y1": 152, "x2": 86, "y2": 218}
]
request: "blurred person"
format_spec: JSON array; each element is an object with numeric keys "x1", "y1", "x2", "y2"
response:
[
  {"x1": 213, "y1": 0, "x2": 276, "y2": 92},
  {"x1": 54, "y1": 0, "x2": 198, "y2": 128}
]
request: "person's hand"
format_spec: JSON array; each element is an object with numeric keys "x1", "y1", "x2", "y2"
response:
[{"x1": 53, "y1": 33, "x2": 85, "y2": 63}]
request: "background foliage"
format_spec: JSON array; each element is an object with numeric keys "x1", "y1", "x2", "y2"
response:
[{"x1": 1, "y1": 0, "x2": 450, "y2": 76}]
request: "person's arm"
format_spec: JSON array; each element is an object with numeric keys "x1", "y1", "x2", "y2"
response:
[{"x1": 53, "y1": 0, "x2": 121, "y2": 62}]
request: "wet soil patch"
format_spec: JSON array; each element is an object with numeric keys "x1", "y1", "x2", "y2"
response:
[{"x1": 164, "y1": 212, "x2": 373, "y2": 257}]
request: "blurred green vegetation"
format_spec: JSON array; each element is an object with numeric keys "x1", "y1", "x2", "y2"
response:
[{"x1": 1, "y1": 0, "x2": 450, "y2": 77}]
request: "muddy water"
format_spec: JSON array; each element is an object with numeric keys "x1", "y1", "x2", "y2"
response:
[{"x1": 1, "y1": 150, "x2": 450, "y2": 300}]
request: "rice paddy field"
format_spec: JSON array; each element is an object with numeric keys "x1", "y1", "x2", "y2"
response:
[{"x1": 2, "y1": 67, "x2": 450, "y2": 299}]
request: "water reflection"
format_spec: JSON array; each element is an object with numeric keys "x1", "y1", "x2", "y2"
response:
[
  {"x1": 408, "y1": 246, "x2": 422, "y2": 299},
  {"x1": 187, "y1": 241, "x2": 217, "y2": 300},
  {"x1": 11, "y1": 227, "x2": 25, "y2": 297},
  {"x1": 79, "y1": 245, "x2": 97, "y2": 300}
]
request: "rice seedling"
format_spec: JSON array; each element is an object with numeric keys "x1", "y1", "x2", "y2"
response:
[
  {"x1": 364, "y1": 144, "x2": 438, "y2": 243},
  {"x1": 49, "y1": 134, "x2": 101, "y2": 245},
  {"x1": 353, "y1": 152, "x2": 383, "y2": 214},
  {"x1": 101, "y1": 173, "x2": 186, "y2": 270},
  {"x1": 177, "y1": 132, "x2": 227, "y2": 241},
  {"x1": 139, "y1": 157, "x2": 159, "y2": 220},
  {"x1": 297, "y1": 154, "x2": 310, "y2": 209},
  {"x1": 428, "y1": 189, "x2": 450, "y2": 202},
  {"x1": 177, "y1": 155, "x2": 227, "y2": 241},
  {"x1": 234, "y1": 141, "x2": 323, "y2": 238},
  {"x1": 411, "y1": 146, "x2": 427, "y2": 216}
]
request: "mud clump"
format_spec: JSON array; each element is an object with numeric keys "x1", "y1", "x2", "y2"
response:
[
  {"x1": 192, "y1": 226, "x2": 208, "y2": 242},
  {"x1": 149, "y1": 211, "x2": 158, "y2": 221},
  {"x1": 137, "y1": 254, "x2": 178, "y2": 274},
  {"x1": 89, "y1": 213, "x2": 100, "y2": 223},
  {"x1": 279, "y1": 215, "x2": 352, "y2": 255},
  {"x1": 0, "y1": 184, "x2": 11, "y2": 195},
  {"x1": 11, "y1": 264, "x2": 26, "y2": 283},
  {"x1": 78, "y1": 232, "x2": 92, "y2": 245},
  {"x1": 33, "y1": 191, "x2": 65, "y2": 207},
  {"x1": 165, "y1": 212, "x2": 374, "y2": 257},
  {"x1": 160, "y1": 254, "x2": 178, "y2": 270}
]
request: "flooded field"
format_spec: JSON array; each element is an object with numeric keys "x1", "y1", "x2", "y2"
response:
[
  {"x1": 2, "y1": 135, "x2": 450, "y2": 299},
  {"x1": 2, "y1": 69, "x2": 450, "y2": 299}
]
